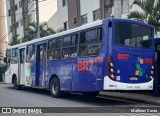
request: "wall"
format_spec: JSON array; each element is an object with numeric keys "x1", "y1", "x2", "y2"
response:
[{"x1": 80, "y1": 0, "x2": 100, "y2": 24}]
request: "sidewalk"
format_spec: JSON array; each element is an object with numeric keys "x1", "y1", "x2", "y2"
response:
[{"x1": 100, "y1": 91, "x2": 160, "y2": 106}]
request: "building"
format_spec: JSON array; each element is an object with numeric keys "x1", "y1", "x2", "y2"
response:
[
  {"x1": 5, "y1": 0, "x2": 57, "y2": 42},
  {"x1": 48, "y1": 0, "x2": 143, "y2": 31},
  {"x1": 0, "y1": 0, "x2": 7, "y2": 63}
]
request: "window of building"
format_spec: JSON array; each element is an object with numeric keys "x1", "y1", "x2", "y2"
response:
[
  {"x1": 11, "y1": 48, "x2": 18, "y2": 64},
  {"x1": 26, "y1": 44, "x2": 35, "y2": 63},
  {"x1": 93, "y1": 10, "x2": 100, "y2": 21},
  {"x1": 12, "y1": 6, "x2": 14, "y2": 11},
  {"x1": 15, "y1": 4, "x2": 18, "y2": 11},
  {"x1": 64, "y1": 21, "x2": 68, "y2": 31},
  {"x1": 9, "y1": 26, "x2": 12, "y2": 33},
  {"x1": 81, "y1": 14, "x2": 88, "y2": 25},
  {"x1": 62, "y1": 0, "x2": 67, "y2": 7},
  {"x1": 8, "y1": 9, "x2": 11, "y2": 16},
  {"x1": 15, "y1": 22, "x2": 19, "y2": 28},
  {"x1": 121, "y1": 0, "x2": 129, "y2": 13},
  {"x1": 20, "y1": 19, "x2": 23, "y2": 26},
  {"x1": 19, "y1": 1, "x2": 22, "y2": 8},
  {"x1": 79, "y1": 28, "x2": 102, "y2": 57},
  {"x1": 29, "y1": 14, "x2": 32, "y2": 23}
]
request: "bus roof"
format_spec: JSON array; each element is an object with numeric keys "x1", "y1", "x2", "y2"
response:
[
  {"x1": 7, "y1": 20, "x2": 103, "y2": 49},
  {"x1": 7, "y1": 18, "x2": 154, "y2": 49}
]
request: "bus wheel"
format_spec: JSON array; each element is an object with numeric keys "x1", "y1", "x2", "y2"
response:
[
  {"x1": 82, "y1": 91, "x2": 99, "y2": 97},
  {"x1": 50, "y1": 78, "x2": 62, "y2": 98},
  {"x1": 13, "y1": 77, "x2": 21, "y2": 90}
]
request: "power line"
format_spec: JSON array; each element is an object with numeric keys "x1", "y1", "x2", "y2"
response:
[
  {"x1": 0, "y1": 0, "x2": 50, "y2": 44},
  {"x1": 0, "y1": 10, "x2": 36, "y2": 18},
  {"x1": 0, "y1": 2, "x2": 35, "y2": 44}
]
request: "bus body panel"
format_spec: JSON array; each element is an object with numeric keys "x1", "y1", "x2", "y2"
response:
[
  {"x1": 103, "y1": 18, "x2": 154, "y2": 90},
  {"x1": 4, "y1": 18, "x2": 154, "y2": 92},
  {"x1": 47, "y1": 59, "x2": 73, "y2": 91}
]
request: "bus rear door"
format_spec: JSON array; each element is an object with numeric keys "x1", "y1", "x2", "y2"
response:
[
  {"x1": 18, "y1": 47, "x2": 26, "y2": 85},
  {"x1": 36, "y1": 43, "x2": 47, "y2": 87}
]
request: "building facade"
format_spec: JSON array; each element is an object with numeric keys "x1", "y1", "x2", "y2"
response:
[
  {"x1": 48, "y1": 0, "x2": 142, "y2": 32},
  {"x1": 0, "y1": 0, "x2": 7, "y2": 63},
  {"x1": 5, "y1": 0, "x2": 56, "y2": 42}
]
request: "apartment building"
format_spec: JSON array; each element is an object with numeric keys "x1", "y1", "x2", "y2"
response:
[
  {"x1": 0, "y1": 0, "x2": 7, "y2": 63},
  {"x1": 5, "y1": 0, "x2": 57, "y2": 42},
  {"x1": 48, "y1": 0, "x2": 142, "y2": 31}
]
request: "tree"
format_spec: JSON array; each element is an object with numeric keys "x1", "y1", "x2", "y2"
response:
[
  {"x1": 10, "y1": 35, "x2": 20, "y2": 46},
  {"x1": 128, "y1": 0, "x2": 160, "y2": 36},
  {"x1": 23, "y1": 22, "x2": 56, "y2": 42}
]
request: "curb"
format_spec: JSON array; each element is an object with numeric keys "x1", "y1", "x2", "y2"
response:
[
  {"x1": 99, "y1": 93, "x2": 160, "y2": 106},
  {"x1": 0, "y1": 82, "x2": 6, "y2": 84}
]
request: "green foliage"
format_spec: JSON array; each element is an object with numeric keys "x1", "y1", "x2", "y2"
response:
[
  {"x1": 0, "y1": 64, "x2": 6, "y2": 74},
  {"x1": 23, "y1": 22, "x2": 56, "y2": 42},
  {"x1": 128, "y1": 0, "x2": 160, "y2": 35},
  {"x1": 10, "y1": 35, "x2": 20, "y2": 46}
]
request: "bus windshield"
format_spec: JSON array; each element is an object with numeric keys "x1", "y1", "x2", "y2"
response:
[{"x1": 115, "y1": 22, "x2": 152, "y2": 49}]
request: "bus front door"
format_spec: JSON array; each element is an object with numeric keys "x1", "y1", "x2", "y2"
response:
[
  {"x1": 36, "y1": 43, "x2": 47, "y2": 87},
  {"x1": 19, "y1": 48, "x2": 25, "y2": 85}
]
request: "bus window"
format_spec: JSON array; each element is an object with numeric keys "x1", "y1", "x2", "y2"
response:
[
  {"x1": 115, "y1": 22, "x2": 152, "y2": 48},
  {"x1": 11, "y1": 48, "x2": 18, "y2": 64},
  {"x1": 69, "y1": 46, "x2": 77, "y2": 58},
  {"x1": 62, "y1": 48, "x2": 69, "y2": 58},
  {"x1": 57, "y1": 38, "x2": 62, "y2": 48},
  {"x1": 40, "y1": 45, "x2": 46, "y2": 62},
  {"x1": 26, "y1": 44, "x2": 35, "y2": 63},
  {"x1": 79, "y1": 28, "x2": 102, "y2": 57},
  {"x1": 71, "y1": 35, "x2": 78, "y2": 46},
  {"x1": 62, "y1": 35, "x2": 78, "y2": 59},
  {"x1": 48, "y1": 38, "x2": 62, "y2": 60},
  {"x1": 63, "y1": 36, "x2": 71, "y2": 47},
  {"x1": 6, "y1": 49, "x2": 11, "y2": 67},
  {"x1": 49, "y1": 39, "x2": 56, "y2": 50}
]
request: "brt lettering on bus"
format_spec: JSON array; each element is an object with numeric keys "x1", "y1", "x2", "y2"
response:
[
  {"x1": 78, "y1": 57, "x2": 104, "y2": 72},
  {"x1": 118, "y1": 54, "x2": 129, "y2": 60}
]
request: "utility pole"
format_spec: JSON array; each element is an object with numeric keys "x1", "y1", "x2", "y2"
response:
[{"x1": 36, "y1": 0, "x2": 40, "y2": 39}]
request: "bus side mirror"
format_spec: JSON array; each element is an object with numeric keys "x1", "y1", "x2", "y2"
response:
[{"x1": 4, "y1": 57, "x2": 7, "y2": 63}]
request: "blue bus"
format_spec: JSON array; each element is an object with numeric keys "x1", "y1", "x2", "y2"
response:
[{"x1": 4, "y1": 18, "x2": 154, "y2": 97}]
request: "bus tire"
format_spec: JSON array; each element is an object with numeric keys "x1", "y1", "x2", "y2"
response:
[
  {"x1": 82, "y1": 91, "x2": 99, "y2": 97},
  {"x1": 13, "y1": 77, "x2": 21, "y2": 90},
  {"x1": 50, "y1": 78, "x2": 62, "y2": 98}
]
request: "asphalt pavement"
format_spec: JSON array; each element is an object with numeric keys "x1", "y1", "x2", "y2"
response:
[{"x1": 0, "y1": 83, "x2": 159, "y2": 116}]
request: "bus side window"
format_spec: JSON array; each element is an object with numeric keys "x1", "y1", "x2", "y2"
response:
[
  {"x1": 6, "y1": 49, "x2": 11, "y2": 67},
  {"x1": 79, "y1": 28, "x2": 101, "y2": 57},
  {"x1": 11, "y1": 48, "x2": 18, "y2": 64},
  {"x1": 26, "y1": 44, "x2": 35, "y2": 63},
  {"x1": 62, "y1": 36, "x2": 71, "y2": 58},
  {"x1": 48, "y1": 37, "x2": 62, "y2": 60},
  {"x1": 69, "y1": 34, "x2": 78, "y2": 58}
]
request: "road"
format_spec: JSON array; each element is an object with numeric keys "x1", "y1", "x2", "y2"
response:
[{"x1": 0, "y1": 83, "x2": 159, "y2": 115}]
